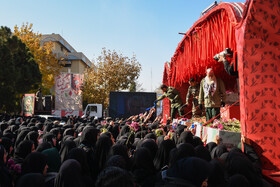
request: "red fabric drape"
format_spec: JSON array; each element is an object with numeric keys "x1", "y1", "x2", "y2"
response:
[
  {"x1": 162, "y1": 3, "x2": 244, "y2": 121},
  {"x1": 171, "y1": 9, "x2": 238, "y2": 90},
  {"x1": 237, "y1": 0, "x2": 280, "y2": 170}
]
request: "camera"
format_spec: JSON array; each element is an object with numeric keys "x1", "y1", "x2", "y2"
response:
[{"x1": 213, "y1": 48, "x2": 233, "y2": 61}]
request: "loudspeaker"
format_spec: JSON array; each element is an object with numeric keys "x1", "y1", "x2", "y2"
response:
[{"x1": 44, "y1": 95, "x2": 52, "y2": 112}]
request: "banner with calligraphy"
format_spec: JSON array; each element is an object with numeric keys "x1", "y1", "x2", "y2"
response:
[{"x1": 55, "y1": 73, "x2": 83, "y2": 111}]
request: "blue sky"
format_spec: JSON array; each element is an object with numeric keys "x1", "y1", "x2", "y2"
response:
[{"x1": 1, "y1": 0, "x2": 245, "y2": 91}]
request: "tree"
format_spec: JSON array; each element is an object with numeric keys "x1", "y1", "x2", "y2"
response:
[
  {"x1": 129, "y1": 81, "x2": 145, "y2": 92},
  {"x1": 13, "y1": 23, "x2": 62, "y2": 91},
  {"x1": 82, "y1": 48, "x2": 141, "y2": 108},
  {"x1": 0, "y1": 26, "x2": 42, "y2": 112}
]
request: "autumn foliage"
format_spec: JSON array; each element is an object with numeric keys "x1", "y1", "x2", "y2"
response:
[
  {"x1": 14, "y1": 23, "x2": 62, "y2": 91},
  {"x1": 83, "y1": 48, "x2": 141, "y2": 108}
]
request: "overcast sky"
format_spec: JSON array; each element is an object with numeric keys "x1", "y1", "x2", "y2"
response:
[{"x1": 1, "y1": 0, "x2": 245, "y2": 91}]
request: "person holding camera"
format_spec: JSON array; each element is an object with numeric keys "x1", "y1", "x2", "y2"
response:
[
  {"x1": 214, "y1": 48, "x2": 239, "y2": 92},
  {"x1": 155, "y1": 84, "x2": 183, "y2": 120},
  {"x1": 199, "y1": 68, "x2": 226, "y2": 122}
]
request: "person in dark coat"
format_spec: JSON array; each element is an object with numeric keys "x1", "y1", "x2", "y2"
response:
[
  {"x1": 167, "y1": 157, "x2": 211, "y2": 187},
  {"x1": 205, "y1": 142, "x2": 217, "y2": 153},
  {"x1": 12, "y1": 140, "x2": 35, "y2": 165},
  {"x1": 154, "y1": 139, "x2": 176, "y2": 171},
  {"x1": 227, "y1": 174, "x2": 250, "y2": 187},
  {"x1": 59, "y1": 139, "x2": 76, "y2": 163},
  {"x1": 106, "y1": 155, "x2": 127, "y2": 170},
  {"x1": 194, "y1": 145, "x2": 211, "y2": 162},
  {"x1": 36, "y1": 142, "x2": 52, "y2": 152},
  {"x1": 132, "y1": 147, "x2": 156, "y2": 186},
  {"x1": 17, "y1": 173, "x2": 46, "y2": 187},
  {"x1": 207, "y1": 159, "x2": 226, "y2": 187},
  {"x1": 66, "y1": 148, "x2": 94, "y2": 187},
  {"x1": 95, "y1": 166, "x2": 134, "y2": 187},
  {"x1": 109, "y1": 144, "x2": 130, "y2": 169},
  {"x1": 79, "y1": 127, "x2": 100, "y2": 180},
  {"x1": 21, "y1": 152, "x2": 48, "y2": 175},
  {"x1": 24, "y1": 131, "x2": 39, "y2": 149},
  {"x1": 210, "y1": 144, "x2": 228, "y2": 159},
  {"x1": 94, "y1": 135, "x2": 113, "y2": 174},
  {"x1": 0, "y1": 145, "x2": 13, "y2": 187},
  {"x1": 54, "y1": 159, "x2": 84, "y2": 187},
  {"x1": 141, "y1": 139, "x2": 158, "y2": 160},
  {"x1": 178, "y1": 131, "x2": 194, "y2": 146},
  {"x1": 42, "y1": 147, "x2": 61, "y2": 173}
]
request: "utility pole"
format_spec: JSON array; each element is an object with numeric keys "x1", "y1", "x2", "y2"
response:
[{"x1": 151, "y1": 67, "x2": 153, "y2": 92}]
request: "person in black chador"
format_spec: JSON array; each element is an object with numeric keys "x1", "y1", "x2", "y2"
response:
[
  {"x1": 36, "y1": 88, "x2": 44, "y2": 111},
  {"x1": 155, "y1": 84, "x2": 183, "y2": 120}
]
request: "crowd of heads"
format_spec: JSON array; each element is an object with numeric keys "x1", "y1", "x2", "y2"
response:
[{"x1": 0, "y1": 112, "x2": 271, "y2": 187}]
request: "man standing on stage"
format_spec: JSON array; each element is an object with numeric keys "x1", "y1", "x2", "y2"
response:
[
  {"x1": 155, "y1": 84, "x2": 183, "y2": 120},
  {"x1": 185, "y1": 78, "x2": 201, "y2": 118},
  {"x1": 199, "y1": 68, "x2": 226, "y2": 121}
]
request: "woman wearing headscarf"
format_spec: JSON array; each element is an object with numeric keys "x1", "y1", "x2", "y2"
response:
[
  {"x1": 178, "y1": 131, "x2": 194, "y2": 146},
  {"x1": 132, "y1": 147, "x2": 156, "y2": 186},
  {"x1": 109, "y1": 144, "x2": 130, "y2": 169},
  {"x1": 141, "y1": 139, "x2": 158, "y2": 160},
  {"x1": 79, "y1": 127, "x2": 99, "y2": 180},
  {"x1": 12, "y1": 140, "x2": 35, "y2": 165},
  {"x1": 67, "y1": 148, "x2": 90, "y2": 175},
  {"x1": 207, "y1": 159, "x2": 226, "y2": 187},
  {"x1": 66, "y1": 148, "x2": 93, "y2": 187},
  {"x1": 174, "y1": 125, "x2": 187, "y2": 144},
  {"x1": 0, "y1": 122, "x2": 8, "y2": 132},
  {"x1": 42, "y1": 148, "x2": 61, "y2": 172},
  {"x1": 1, "y1": 137, "x2": 13, "y2": 158},
  {"x1": 0, "y1": 145, "x2": 13, "y2": 187},
  {"x1": 156, "y1": 135, "x2": 165, "y2": 146},
  {"x1": 17, "y1": 173, "x2": 46, "y2": 187},
  {"x1": 21, "y1": 152, "x2": 48, "y2": 175},
  {"x1": 109, "y1": 123, "x2": 120, "y2": 141},
  {"x1": 227, "y1": 174, "x2": 250, "y2": 187},
  {"x1": 169, "y1": 143, "x2": 195, "y2": 168},
  {"x1": 36, "y1": 142, "x2": 52, "y2": 152},
  {"x1": 24, "y1": 131, "x2": 39, "y2": 149},
  {"x1": 95, "y1": 166, "x2": 134, "y2": 187},
  {"x1": 50, "y1": 128, "x2": 62, "y2": 150},
  {"x1": 106, "y1": 155, "x2": 127, "y2": 170},
  {"x1": 205, "y1": 142, "x2": 217, "y2": 153},
  {"x1": 54, "y1": 159, "x2": 84, "y2": 187},
  {"x1": 226, "y1": 151, "x2": 263, "y2": 187},
  {"x1": 42, "y1": 133, "x2": 56, "y2": 148},
  {"x1": 144, "y1": 133, "x2": 157, "y2": 142},
  {"x1": 192, "y1": 136, "x2": 203, "y2": 147},
  {"x1": 117, "y1": 125, "x2": 130, "y2": 140},
  {"x1": 43, "y1": 122, "x2": 53, "y2": 134},
  {"x1": 62, "y1": 128, "x2": 75, "y2": 138},
  {"x1": 194, "y1": 145, "x2": 211, "y2": 162},
  {"x1": 166, "y1": 157, "x2": 211, "y2": 187},
  {"x1": 95, "y1": 135, "x2": 113, "y2": 174},
  {"x1": 210, "y1": 144, "x2": 228, "y2": 159},
  {"x1": 14, "y1": 129, "x2": 30, "y2": 149},
  {"x1": 59, "y1": 139, "x2": 76, "y2": 163},
  {"x1": 154, "y1": 139, "x2": 176, "y2": 171}
]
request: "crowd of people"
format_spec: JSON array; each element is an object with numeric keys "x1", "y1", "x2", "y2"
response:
[{"x1": 0, "y1": 108, "x2": 273, "y2": 187}]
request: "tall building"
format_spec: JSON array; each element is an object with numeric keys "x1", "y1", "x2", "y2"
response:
[
  {"x1": 41, "y1": 33, "x2": 92, "y2": 73},
  {"x1": 40, "y1": 33, "x2": 92, "y2": 113}
]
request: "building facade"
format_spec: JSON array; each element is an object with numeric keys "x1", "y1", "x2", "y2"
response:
[{"x1": 40, "y1": 34, "x2": 92, "y2": 113}]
